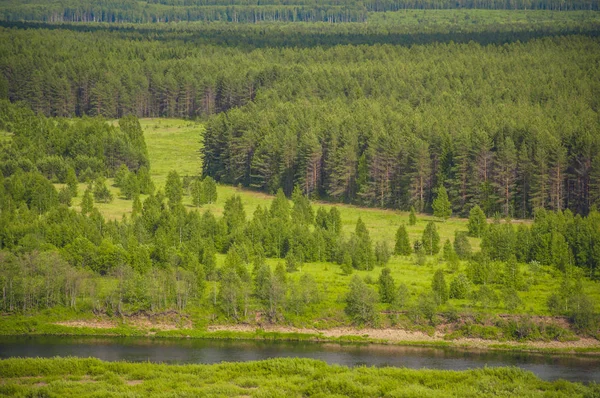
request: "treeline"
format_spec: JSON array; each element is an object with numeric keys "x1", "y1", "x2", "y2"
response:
[
  {"x1": 477, "y1": 207, "x2": 600, "y2": 278},
  {"x1": 0, "y1": 0, "x2": 597, "y2": 25},
  {"x1": 0, "y1": 101, "x2": 149, "y2": 183},
  {"x1": 1, "y1": 28, "x2": 599, "y2": 216},
  {"x1": 2, "y1": 18, "x2": 598, "y2": 119},
  {"x1": 202, "y1": 33, "x2": 600, "y2": 216}
]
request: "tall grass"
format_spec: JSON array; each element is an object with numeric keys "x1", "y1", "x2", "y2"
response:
[{"x1": 0, "y1": 357, "x2": 597, "y2": 397}]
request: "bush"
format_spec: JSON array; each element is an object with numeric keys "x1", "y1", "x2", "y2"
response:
[
  {"x1": 93, "y1": 177, "x2": 113, "y2": 203},
  {"x1": 449, "y1": 273, "x2": 470, "y2": 299},
  {"x1": 345, "y1": 275, "x2": 378, "y2": 326}
]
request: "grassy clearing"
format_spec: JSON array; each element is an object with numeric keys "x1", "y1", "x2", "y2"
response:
[
  {"x1": 73, "y1": 118, "x2": 599, "y2": 318},
  {"x1": 0, "y1": 357, "x2": 597, "y2": 397}
]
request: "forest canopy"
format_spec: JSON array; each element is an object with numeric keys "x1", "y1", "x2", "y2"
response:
[{"x1": 1, "y1": 16, "x2": 599, "y2": 216}]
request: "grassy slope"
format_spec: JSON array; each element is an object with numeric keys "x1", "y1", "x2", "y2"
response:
[
  {"x1": 61, "y1": 118, "x2": 599, "y2": 322},
  {"x1": 0, "y1": 357, "x2": 596, "y2": 397}
]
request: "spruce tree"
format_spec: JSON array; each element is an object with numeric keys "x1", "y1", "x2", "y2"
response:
[
  {"x1": 422, "y1": 221, "x2": 440, "y2": 255},
  {"x1": 131, "y1": 194, "x2": 142, "y2": 217},
  {"x1": 291, "y1": 185, "x2": 314, "y2": 225},
  {"x1": 138, "y1": 166, "x2": 155, "y2": 195},
  {"x1": 409, "y1": 206, "x2": 417, "y2": 226},
  {"x1": 431, "y1": 268, "x2": 449, "y2": 305},
  {"x1": 203, "y1": 176, "x2": 218, "y2": 204},
  {"x1": 375, "y1": 241, "x2": 391, "y2": 266},
  {"x1": 114, "y1": 164, "x2": 129, "y2": 187},
  {"x1": 80, "y1": 187, "x2": 94, "y2": 214},
  {"x1": 443, "y1": 239, "x2": 453, "y2": 261},
  {"x1": 93, "y1": 177, "x2": 113, "y2": 203},
  {"x1": 394, "y1": 224, "x2": 412, "y2": 255},
  {"x1": 165, "y1": 170, "x2": 183, "y2": 205},
  {"x1": 352, "y1": 217, "x2": 374, "y2": 270},
  {"x1": 432, "y1": 185, "x2": 452, "y2": 220},
  {"x1": 378, "y1": 267, "x2": 396, "y2": 304},
  {"x1": 65, "y1": 167, "x2": 78, "y2": 197},
  {"x1": 503, "y1": 255, "x2": 522, "y2": 290},
  {"x1": 468, "y1": 205, "x2": 487, "y2": 237}
]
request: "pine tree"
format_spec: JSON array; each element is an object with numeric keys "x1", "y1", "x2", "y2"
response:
[
  {"x1": 291, "y1": 185, "x2": 314, "y2": 225},
  {"x1": 93, "y1": 178, "x2": 112, "y2": 203},
  {"x1": 223, "y1": 195, "x2": 246, "y2": 235},
  {"x1": 495, "y1": 137, "x2": 517, "y2": 217},
  {"x1": 432, "y1": 185, "x2": 452, "y2": 220},
  {"x1": 165, "y1": 170, "x2": 183, "y2": 205},
  {"x1": 467, "y1": 205, "x2": 487, "y2": 238},
  {"x1": 270, "y1": 188, "x2": 290, "y2": 220},
  {"x1": 65, "y1": 167, "x2": 78, "y2": 197},
  {"x1": 443, "y1": 239, "x2": 453, "y2": 261},
  {"x1": 431, "y1": 268, "x2": 448, "y2": 305},
  {"x1": 449, "y1": 273, "x2": 471, "y2": 299},
  {"x1": 408, "y1": 138, "x2": 431, "y2": 212},
  {"x1": 453, "y1": 231, "x2": 472, "y2": 260},
  {"x1": 352, "y1": 217, "x2": 374, "y2": 270},
  {"x1": 190, "y1": 178, "x2": 204, "y2": 207},
  {"x1": 203, "y1": 176, "x2": 218, "y2": 204},
  {"x1": 131, "y1": 194, "x2": 142, "y2": 218},
  {"x1": 422, "y1": 221, "x2": 440, "y2": 255},
  {"x1": 114, "y1": 164, "x2": 129, "y2": 188},
  {"x1": 58, "y1": 186, "x2": 72, "y2": 206},
  {"x1": 409, "y1": 206, "x2": 417, "y2": 226},
  {"x1": 503, "y1": 255, "x2": 522, "y2": 290},
  {"x1": 394, "y1": 224, "x2": 412, "y2": 256},
  {"x1": 341, "y1": 252, "x2": 354, "y2": 276},
  {"x1": 378, "y1": 267, "x2": 396, "y2": 304},
  {"x1": 138, "y1": 166, "x2": 155, "y2": 195},
  {"x1": 80, "y1": 187, "x2": 94, "y2": 214},
  {"x1": 375, "y1": 241, "x2": 391, "y2": 266},
  {"x1": 121, "y1": 172, "x2": 140, "y2": 200}
]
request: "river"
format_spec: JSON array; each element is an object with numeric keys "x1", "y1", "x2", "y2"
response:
[{"x1": 1, "y1": 336, "x2": 598, "y2": 383}]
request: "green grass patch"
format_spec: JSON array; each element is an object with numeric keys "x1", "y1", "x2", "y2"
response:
[{"x1": 0, "y1": 357, "x2": 597, "y2": 397}]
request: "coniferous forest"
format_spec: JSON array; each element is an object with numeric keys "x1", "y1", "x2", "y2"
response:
[
  {"x1": 1, "y1": 4, "x2": 600, "y2": 393},
  {"x1": 1, "y1": 16, "x2": 600, "y2": 216}
]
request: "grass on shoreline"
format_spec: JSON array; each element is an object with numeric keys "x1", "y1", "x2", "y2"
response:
[{"x1": 0, "y1": 357, "x2": 598, "y2": 397}]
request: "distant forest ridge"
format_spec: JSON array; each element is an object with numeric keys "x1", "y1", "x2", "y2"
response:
[{"x1": 0, "y1": 0, "x2": 598, "y2": 24}]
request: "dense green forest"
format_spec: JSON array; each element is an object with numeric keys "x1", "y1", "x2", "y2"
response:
[
  {"x1": 0, "y1": 6, "x2": 599, "y2": 341},
  {"x1": 1, "y1": 16, "x2": 599, "y2": 216},
  {"x1": 0, "y1": 0, "x2": 598, "y2": 24}
]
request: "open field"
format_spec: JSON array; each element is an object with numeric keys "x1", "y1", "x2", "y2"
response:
[{"x1": 0, "y1": 357, "x2": 597, "y2": 397}]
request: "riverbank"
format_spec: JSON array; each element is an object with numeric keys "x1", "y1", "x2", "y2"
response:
[
  {"x1": 1, "y1": 357, "x2": 598, "y2": 397},
  {"x1": 2, "y1": 313, "x2": 599, "y2": 356}
]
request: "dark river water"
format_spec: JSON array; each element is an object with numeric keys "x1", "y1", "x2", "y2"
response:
[{"x1": 1, "y1": 336, "x2": 599, "y2": 383}]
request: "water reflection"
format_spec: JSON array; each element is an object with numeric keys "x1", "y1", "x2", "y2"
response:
[{"x1": 0, "y1": 336, "x2": 598, "y2": 383}]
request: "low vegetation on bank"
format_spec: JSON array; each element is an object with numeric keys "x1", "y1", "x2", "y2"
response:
[{"x1": 1, "y1": 357, "x2": 598, "y2": 397}]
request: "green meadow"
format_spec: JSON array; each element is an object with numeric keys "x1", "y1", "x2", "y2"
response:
[{"x1": 0, "y1": 357, "x2": 597, "y2": 398}]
